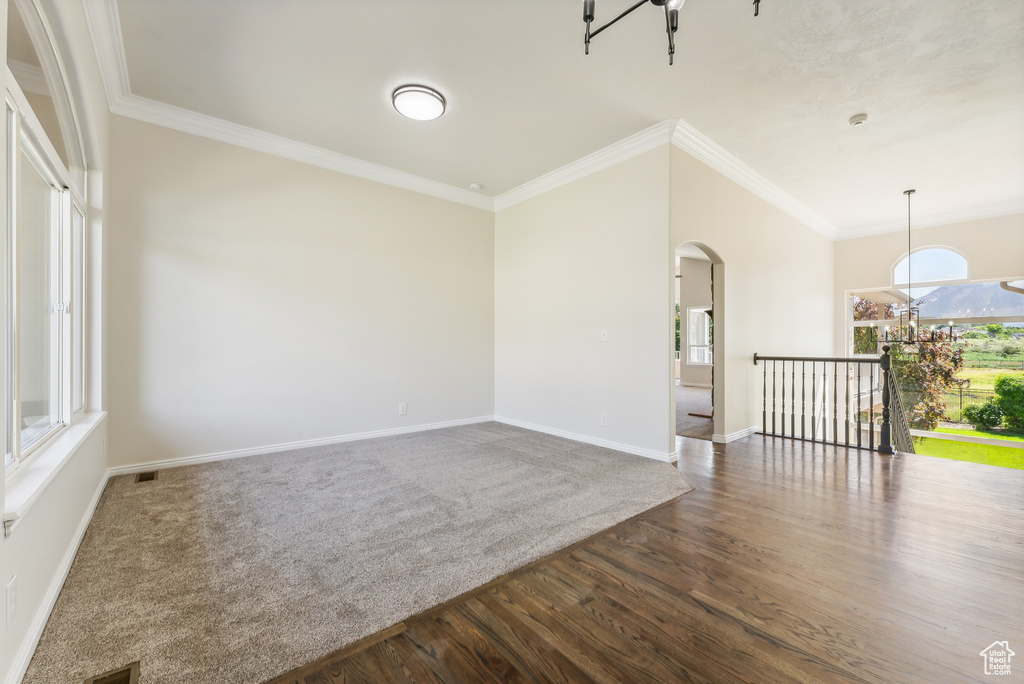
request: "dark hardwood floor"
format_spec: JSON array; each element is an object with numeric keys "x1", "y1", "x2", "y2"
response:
[{"x1": 267, "y1": 436, "x2": 1024, "y2": 684}]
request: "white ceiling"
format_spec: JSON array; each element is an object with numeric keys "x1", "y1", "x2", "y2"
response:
[{"x1": 94, "y1": 0, "x2": 1024, "y2": 236}]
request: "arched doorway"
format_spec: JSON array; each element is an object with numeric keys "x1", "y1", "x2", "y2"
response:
[{"x1": 674, "y1": 242, "x2": 725, "y2": 445}]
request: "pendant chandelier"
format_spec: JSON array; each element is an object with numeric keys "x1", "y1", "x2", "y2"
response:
[
  {"x1": 886, "y1": 189, "x2": 920, "y2": 346},
  {"x1": 582, "y1": 0, "x2": 763, "y2": 66}
]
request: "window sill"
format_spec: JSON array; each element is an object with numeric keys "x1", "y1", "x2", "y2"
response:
[{"x1": 4, "y1": 411, "x2": 107, "y2": 537}]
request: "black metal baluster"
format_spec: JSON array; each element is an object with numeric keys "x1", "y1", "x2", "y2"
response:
[
  {"x1": 869, "y1": 363, "x2": 875, "y2": 451},
  {"x1": 791, "y1": 361, "x2": 796, "y2": 438},
  {"x1": 844, "y1": 361, "x2": 850, "y2": 446},
  {"x1": 772, "y1": 360, "x2": 777, "y2": 436},
  {"x1": 762, "y1": 360, "x2": 767, "y2": 434},
  {"x1": 832, "y1": 361, "x2": 838, "y2": 445},
  {"x1": 856, "y1": 362, "x2": 863, "y2": 449},
  {"x1": 801, "y1": 361, "x2": 806, "y2": 440},
  {"x1": 781, "y1": 360, "x2": 786, "y2": 438},
  {"x1": 811, "y1": 362, "x2": 817, "y2": 442}
]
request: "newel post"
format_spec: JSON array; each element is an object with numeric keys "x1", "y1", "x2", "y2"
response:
[{"x1": 878, "y1": 345, "x2": 893, "y2": 453}]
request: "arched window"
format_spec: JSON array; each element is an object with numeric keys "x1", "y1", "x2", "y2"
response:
[
  {"x1": 893, "y1": 248, "x2": 968, "y2": 288},
  {"x1": 5, "y1": 0, "x2": 89, "y2": 471}
]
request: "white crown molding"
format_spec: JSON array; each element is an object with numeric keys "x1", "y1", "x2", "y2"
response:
[
  {"x1": 493, "y1": 120, "x2": 677, "y2": 211},
  {"x1": 671, "y1": 119, "x2": 840, "y2": 240},
  {"x1": 81, "y1": 0, "x2": 130, "y2": 111},
  {"x1": 8, "y1": 60, "x2": 49, "y2": 96},
  {"x1": 835, "y1": 200, "x2": 1024, "y2": 240},
  {"x1": 84, "y1": 0, "x2": 1016, "y2": 235},
  {"x1": 112, "y1": 93, "x2": 496, "y2": 211},
  {"x1": 81, "y1": 0, "x2": 493, "y2": 211}
]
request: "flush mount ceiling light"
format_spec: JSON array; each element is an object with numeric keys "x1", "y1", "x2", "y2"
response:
[
  {"x1": 392, "y1": 85, "x2": 446, "y2": 121},
  {"x1": 583, "y1": 0, "x2": 763, "y2": 65}
]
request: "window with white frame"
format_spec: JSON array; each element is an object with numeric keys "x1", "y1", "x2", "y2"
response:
[
  {"x1": 687, "y1": 307, "x2": 712, "y2": 366},
  {"x1": 5, "y1": 74, "x2": 86, "y2": 471}
]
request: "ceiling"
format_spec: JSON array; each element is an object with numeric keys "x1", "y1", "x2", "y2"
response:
[{"x1": 91, "y1": 1, "x2": 1024, "y2": 235}]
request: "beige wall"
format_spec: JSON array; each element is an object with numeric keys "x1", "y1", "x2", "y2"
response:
[
  {"x1": 834, "y1": 213, "x2": 1024, "y2": 351},
  {"x1": 106, "y1": 116, "x2": 495, "y2": 467},
  {"x1": 495, "y1": 147, "x2": 674, "y2": 459},
  {"x1": 670, "y1": 147, "x2": 835, "y2": 438},
  {"x1": 677, "y1": 257, "x2": 713, "y2": 386}
]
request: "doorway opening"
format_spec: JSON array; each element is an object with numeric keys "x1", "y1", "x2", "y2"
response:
[{"x1": 674, "y1": 242, "x2": 723, "y2": 444}]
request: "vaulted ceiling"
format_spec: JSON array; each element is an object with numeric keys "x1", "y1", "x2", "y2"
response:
[{"x1": 84, "y1": 0, "x2": 1024, "y2": 237}]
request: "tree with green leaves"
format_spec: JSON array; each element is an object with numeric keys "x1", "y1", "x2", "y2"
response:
[
  {"x1": 851, "y1": 297, "x2": 895, "y2": 355},
  {"x1": 890, "y1": 337, "x2": 964, "y2": 430}
]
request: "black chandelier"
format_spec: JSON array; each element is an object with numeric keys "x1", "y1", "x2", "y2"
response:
[{"x1": 583, "y1": 0, "x2": 763, "y2": 65}]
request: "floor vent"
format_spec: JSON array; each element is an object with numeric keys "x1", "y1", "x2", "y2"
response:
[
  {"x1": 83, "y1": 661, "x2": 140, "y2": 684},
  {"x1": 135, "y1": 471, "x2": 158, "y2": 483}
]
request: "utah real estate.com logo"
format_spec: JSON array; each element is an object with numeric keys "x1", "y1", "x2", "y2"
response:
[{"x1": 980, "y1": 641, "x2": 1014, "y2": 676}]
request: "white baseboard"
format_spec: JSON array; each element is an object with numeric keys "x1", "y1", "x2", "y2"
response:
[
  {"x1": 107, "y1": 416, "x2": 497, "y2": 476},
  {"x1": 5, "y1": 471, "x2": 109, "y2": 684},
  {"x1": 712, "y1": 426, "x2": 758, "y2": 444},
  {"x1": 680, "y1": 383, "x2": 713, "y2": 389},
  {"x1": 494, "y1": 416, "x2": 676, "y2": 462}
]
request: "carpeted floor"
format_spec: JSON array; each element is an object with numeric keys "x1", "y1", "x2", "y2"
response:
[
  {"x1": 24, "y1": 422, "x2": 694, "y2": 684},
  {"x1": 676, "y1": 384, "x2": 714, "y2": 440}
]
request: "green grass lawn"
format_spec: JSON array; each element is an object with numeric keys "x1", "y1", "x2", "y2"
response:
[
  {"x1": 935, "y1": 426, "x2": 1024, "y2": 442},
  {"x1": 954, "y1": 368, "x2": 1024, "y2": 390},
  {"x1": 914, "y1": 437, "x2": 1024, "y2": 470}
]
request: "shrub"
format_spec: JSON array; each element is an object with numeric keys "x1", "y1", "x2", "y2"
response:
[
  {"x1": 962, "y1": 330, "x2": 987, "y2": 340},
  {"x1": 994, "y1": 374, "x2": 1024, "y2": 430},
  {"x1": 962, "y1": 402, "x2": 1004, "y2": 429}
]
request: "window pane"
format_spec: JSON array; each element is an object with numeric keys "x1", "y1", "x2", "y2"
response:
[
  {"x1": 688, "y1": 309, "x2": 709, "y2": 346},
  {"x1": 18, "y1": 147, "x2": 59, "y2": 449},
  {"x1": 71, "y1": 205, "x2": 85, "y2": 414},
  {"x1": 5, "y1": 106, "x2": 13, "y2": 467}
]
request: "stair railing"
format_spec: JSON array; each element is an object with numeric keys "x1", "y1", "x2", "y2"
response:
[{"x1": 753, "y1": 346, "x2": 912, "y2": 453}]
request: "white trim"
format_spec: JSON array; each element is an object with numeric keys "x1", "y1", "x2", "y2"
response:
[
  {"x1": 115, "y1": 95, "x2": 494, "y2": 211},
  {"x1": 80, "y1": 0, "x2": 131, "y2": 112},
  {"x1": 7, "y1": 60, "x2": 48, "y2": 97},
  {"x1": 712, "y1": 426, "x2": 758, "y2": 444},
  {"x1": 14, "y1": 0, "x2": 88, "y2": 186},
  {"x1": 75, "y1": 0, "x2": 1024, "y2": 236},
  {"x1": 3, "y1": 467, "x2": 108, "y2": 684},
  {"x1": 493, "y1": 120, "x2": 677, "y2": 211},
  {"x1": 837, "y1": 200, "x2": 1024, "y2": 240},
  {"x1": 80, "y1": 0, "x2": 492, "y2": 212},
  {"x1": 680, "y1": 383, "x2": 713, "y2": 389},
  {"x1": 494, "y1": 416, "x2": 675, "y2": 463},
  {"x1": 4, "y1": 413, "x2": 107, "y2": 537},
  {"x1": 106, "y1": 416, "x2": 496, "y2": 476},
  {"x1": 671, "y1": 120, "x2": 840, "y2": 240},
  {"x1": 910, "y1": 429, "x2": 1024, "y2": 450}
]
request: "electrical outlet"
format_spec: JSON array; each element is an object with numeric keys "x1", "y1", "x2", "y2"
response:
[
  {"x1": 600, "y1": 329, "x2": 608, "y2": 342},
  {"x1": 600, "y1": 413, "x2": 608, "y2": 427},
  {"x1": 6, "y1": 576, "x2": 15, "y2": 630},
  {"x1": 398, "y1": 403, "x2": 407, "y2": 416}
]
